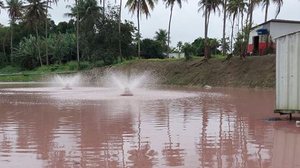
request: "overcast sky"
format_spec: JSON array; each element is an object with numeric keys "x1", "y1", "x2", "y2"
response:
[{"x1": 0, "y1": 0, "x2": 299, "y2": 46}]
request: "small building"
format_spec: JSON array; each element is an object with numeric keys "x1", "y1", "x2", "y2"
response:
[
  {"x1": 247, "y1": 19, "x2": 300, "y2": 55},
  {"x1": 275, "y1": 31, "x2": 300, "y2": 116},
  {"x1": 167, "y1": 52, "x2": 185, "y2": 59}
]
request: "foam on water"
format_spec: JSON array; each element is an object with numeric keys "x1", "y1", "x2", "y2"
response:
[
  {"x1": 2, "y1": 87, "x2": 202, "y2": 101},
  {"x1": 0, "y1": 71, "x2": 217, "y2": 101}
]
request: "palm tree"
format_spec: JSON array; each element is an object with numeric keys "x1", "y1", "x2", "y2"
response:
[
  {"x1": 0, "y1": 1, "x2": 3, "y2": 9},
  {"x1": 154, "y1": 29, "x2": 168, "y2": 42},
  {"x1": 247, "y1": 0, "x2": 259, "y2": 29},
  {"x1": 177, "y1": 41, "x2": 182, "y2": 52},
  {"x1": 244, "y1": 0, "x2": 259, "y2": 54},
  {"x1": 24, "y1": 0, "x2": 48, "y2": 66},
  {"x1": 262, "y1": 0, "x2": 269, "y2": 22},
  {"x1": 0, "y1": 0, "x2": 4, "y2": 15},
  {"x1": 126, "y1": 0, "x2": 157, "y2": 58},
  {"x1": 103, "y1": 0, "x2": 105, "y2": 14},
  {"x1": 118, "y1": 0, "x2": 123, "y2": 61},
  {"x1": 67, "y1": 0, "x2": 100, "y2": 62},
  {"x1": 75, "y1": 0, "x2": 79, "y2": 68},
  {"x1": 227, "y1": 0, "x2": 246, "y2": 52},
  {"x1": 199, "y1": 0, "x2": 221, "y2": 59},
  {"x1": 239, "y1": 1, "x2": 247, "y2": 32},
  {"x1": 164, "y1": 0, "x2": 182, "y2": 58},
  {"x1": 262, "y1": 0, "x2": 283, "y2": 22},
  {"x1": 154, "y1": 29, "x2": 168, "y2": 52},
  {"x1": 66, "y1": 0, "x2": 81, "y2": 68},
  {"x1": 5, "y1": 0, "x2": 23, "y2": 62},
  {"x1": 221, "y1": 0, "x2": 227, "y2": 55},
  {"x1": 0, "y1": 1, "x2": 5, "y2": 56},
  {"x1": 98, "y1": 0, "x2": 105, "y2": 16},
  {"x1": 45, "y1": 0, "x2": 57, "y2": 65}
]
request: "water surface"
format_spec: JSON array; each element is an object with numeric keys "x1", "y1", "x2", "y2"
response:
[{"x1": 0, "y1": 86, "x2": 297, "y2": 168}]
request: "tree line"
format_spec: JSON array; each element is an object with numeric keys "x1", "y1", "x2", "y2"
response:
[{"x1": 0, "y1": 0, "x2": 283, "y2": 69}]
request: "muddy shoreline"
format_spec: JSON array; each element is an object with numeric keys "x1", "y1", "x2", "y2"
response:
[{"x1": 85, "y1": 55, "x2": 276, "y2": 88}]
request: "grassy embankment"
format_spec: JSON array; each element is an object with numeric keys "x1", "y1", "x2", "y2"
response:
[
  {"x1": 0, "y1": 61, "x2": 88, "y2": 82},
  {"x1": 0, "y1": 55, "x2": 276, "y2": 88},
  {"x1": 107, "y1": 55, "x2": 275, "y2": 88}
]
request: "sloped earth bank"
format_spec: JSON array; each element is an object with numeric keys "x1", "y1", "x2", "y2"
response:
[{"x1": 86, "y1": 55, "x2": 276, "y2": 88}]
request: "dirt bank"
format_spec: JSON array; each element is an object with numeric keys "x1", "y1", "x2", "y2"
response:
[{"x1": 87, "y1": 55, "x2": 276, "y2": 88}]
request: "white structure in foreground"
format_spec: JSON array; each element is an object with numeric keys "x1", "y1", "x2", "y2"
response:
[{"x1": 275, "y1": 31, "x2": 300, "y2": 114}]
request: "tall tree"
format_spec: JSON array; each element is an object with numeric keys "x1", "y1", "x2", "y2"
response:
[
  {"x1": 227, "y1": 0, "x2": 246, "y2": 52},
  {"x1": 0, "y1": 1, "x2": 3, "y2": 10},
  {"x1": 0, "y1": 0, "x2": 4, "y2": 19},
  {"x1": 262, "y1": 0, "x2": 269, "y2": 22},
  {"x1": 222, "y1": 0, "x2": 227, "y2": 55},
  {"x1": 164, "y1": 0, "x2": 182, "y2": 58},
  {"x1": 244, "y1": 0, "x2": 259, "y2": 54},
  {"x1": 66, "y1": 0, "x2": 81, "y2": 68},
  {"x1": 75, "y1": 0, "x2": 79, "y2": 68},
  {"x1": 5, "y1": 0, "x2": 23, "y2": 62},
  {"x1": 126, "y1": 0, "x2": 157, "y2": 58},
  {"x1": 98, "y1": 0, "x2": 105, "y2": 16},
  {"x1": 45, "y1": 0, "x2": 57, "y2": 65},
  {"x1": 262, "y1": 0, "x2": 283, "y2": 22},
  {"x1": 154, "y1": 29, "x2": 168, "y2": 52},
  {"x1": 239, "y1": 1, "x2": 246, "y2": 32},
  {"x1": 177, "y1": 41, "x2": 182, "y2": 52},
  {"x1": 118, "y1": 0, "x2": 123, "y2": 61},
  {"x1": 67, "y1": 0, "x2": 100, "y2": 60},
  {"x1": 199, "y1": 0, "x2": 221, "y2": 59},
  {"x1": 247, "y1": 0, "x2": 259, "y2": 29},
  {"x1": 24, "y1": 0, "x2": 48, "y2": 66}
]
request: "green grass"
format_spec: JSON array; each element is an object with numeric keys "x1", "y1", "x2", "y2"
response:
[
  {"x1": 0, "y1": 56, "x2": 218, "y2": 82},
  {"x1": 147, "y1": 58, "x2": 185, "y2": 62},
  {"x1": 0, "y1": 66, "x2": 22, "y2": 74},
  {"x1": 32, "y1": 61, "x2": 91, "y2": 73},
  {"x1": 0, "y1": 74, "x2": 43, "y2": 82},
  {"x1": 211, "y1": 54, "x2": 226, "y2": 60},
  {"x1": 0, "y1": 61, "x2": 93, "y2": 82}
]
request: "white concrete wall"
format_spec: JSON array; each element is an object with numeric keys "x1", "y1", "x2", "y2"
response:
[
  {"x1": 168, "y1": 52, "x2": 185, "y2": 59},
  {"x1": 276, "y1": 32, "x2": 300, "y2": 111},
  {"x1": 248, "y1": 23, "x2": 271, "y2": 44},
  {"x1": 271, "y1": 22, "x2": 300, "y2": 39},
  {"x1": 249, "y1": 22, "x2": 300, "y2": 44}
]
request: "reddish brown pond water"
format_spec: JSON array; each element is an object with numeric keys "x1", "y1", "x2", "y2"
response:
[{"x1": 0, "y1": 86, "x2": 298, "y2": 168}]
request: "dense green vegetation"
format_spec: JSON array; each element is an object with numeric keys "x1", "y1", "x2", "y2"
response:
[
  {"x1": 0, "y1": 2, "x2": 138, "y2": 70},
  {"x1": 0, "y1": 0, "x2": 283, "y2": 74},
  {"x1": 0, "y1": 61, "x2": 87, "y2": 81}
]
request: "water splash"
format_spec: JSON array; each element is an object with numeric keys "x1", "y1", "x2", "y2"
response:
[
  {"x1": 120, "y1": 87, "x2": 133, "y2": 96},
  {"x1": 111, "y1": 73, "x2": 147, "y2": 90},
  {"x1": 111, "y1": 72, "x2": 147, "y2": 96},
  {"x1": 101, "y1": 70, "x2": 156, "y2": 96},
  {"x1": 51, "y1": 74, "x2": 81, "y2": 89}
]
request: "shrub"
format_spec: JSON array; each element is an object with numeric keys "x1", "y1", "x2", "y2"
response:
[
  {"x1": 140, "y1": 38, "x2": 164, "y2": 59},
  {"x1": 0, "y1": 66, "x2": 21, "y2": 74},
  {"x1": 102, "y1": 51, "x2": 116, "y2": 65},
  {"x1": 66, "y1": 61, "x2": 78, "y2": 71},
  {"x1": 79, "y1": 61, "x2": 91, "y2": 70},
  {"x1": 183, "y1": 43, "x2": 193, "y2": 60},
  {"x1": 94, "y1": 60, "x2": 105, "y2": 67}
]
